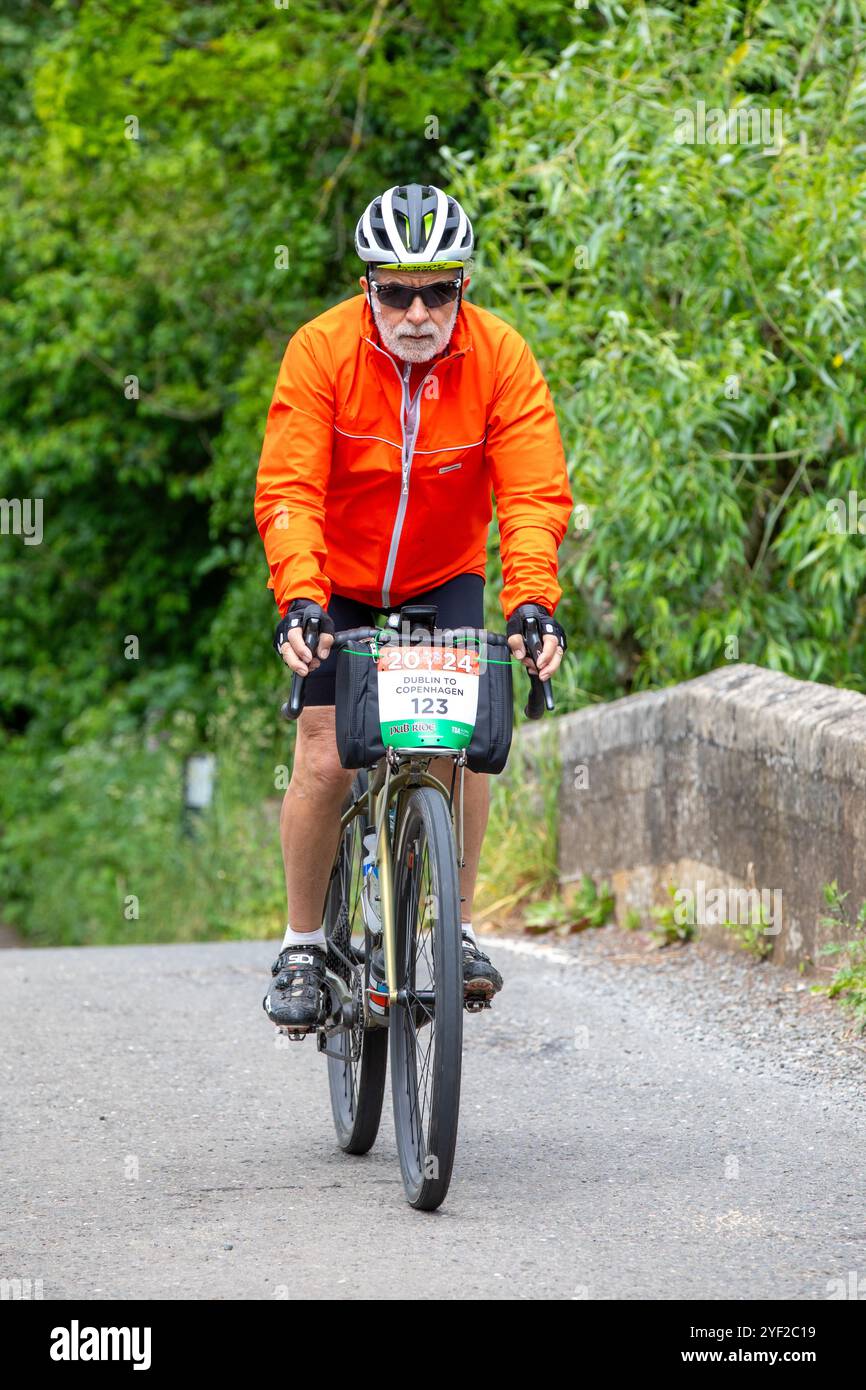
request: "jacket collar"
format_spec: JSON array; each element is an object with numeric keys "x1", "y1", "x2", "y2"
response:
[{"x1": 359, "y1": 292, "x2": 473, "y2": 362}]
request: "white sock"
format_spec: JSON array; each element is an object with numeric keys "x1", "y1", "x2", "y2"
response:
[
  {"x1": 461, "y1": 921, "x2": 477, "y2": 946},
  {"x1": 281, "y1": 924, "x2": 326, "y2": 950}
]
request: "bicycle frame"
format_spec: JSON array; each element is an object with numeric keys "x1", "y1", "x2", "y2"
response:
[{"x1": 337, "y1": 744, "x2": 467, "y2": 1010}]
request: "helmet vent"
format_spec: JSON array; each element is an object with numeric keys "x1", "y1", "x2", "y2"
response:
[{"x1": 354, "y1": 184, "x2": 474, "y2": 265}]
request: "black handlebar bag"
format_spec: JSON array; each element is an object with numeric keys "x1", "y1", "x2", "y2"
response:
[{"x1": 334, "y1": 631, "x2": 514, "y2": 775}]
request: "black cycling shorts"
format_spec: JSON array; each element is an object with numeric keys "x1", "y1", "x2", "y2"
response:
[{"x1": 301, "y1": 571, "x2": 486, "y2": 708}]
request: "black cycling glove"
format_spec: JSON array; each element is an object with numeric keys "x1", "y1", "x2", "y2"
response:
[
  {"x1": 506, "y1": 603, "x2": 568, "y2": 655},
  {"x1": 273, "y1": 598, "x2": 335, "y2": 657}
]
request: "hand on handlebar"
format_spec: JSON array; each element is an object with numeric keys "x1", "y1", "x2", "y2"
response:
[
  {"x1": 274, "y1": 599, "x2": 335, "y2": 676},
  {"x1": 278, "y1": 626, "x2": 335, "y2": 677},
  {"x1": 506, "y1": 604, "x2": 567, "y2": 719},
  {"x1": 505, "y1": 629, "x2": 563, "y2": 683}
]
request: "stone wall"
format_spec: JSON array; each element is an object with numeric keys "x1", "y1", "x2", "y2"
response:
[{"x1": 512, "y1": 664, "x2": 866, "y2": 969}]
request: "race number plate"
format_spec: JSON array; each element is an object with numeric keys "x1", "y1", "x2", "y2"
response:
[{"x1": 377, "y1": 645, "x2": 480, "y2": 750}]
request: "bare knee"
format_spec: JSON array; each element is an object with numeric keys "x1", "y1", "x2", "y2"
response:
[{"x1": 292, "y1": 707, "x2": 353, "y2": 796}]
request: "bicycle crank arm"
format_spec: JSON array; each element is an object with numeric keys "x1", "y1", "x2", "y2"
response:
[
  {"x1": 278, "y1": 972, "x2": 355, "y2": 1044},
  {"x1": 316, "y1": 1035, "x2": 357, "y2": 1061},
  {"x1": 322, "y1": 969, "x2": 353, "y2": 1013}
]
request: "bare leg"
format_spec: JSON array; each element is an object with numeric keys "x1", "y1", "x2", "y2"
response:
[
  {"x1": 426, "y1": 758, "x2": 490, "y2": 922},
  {"x1": 280, "y1": 706, "x2": 354, "y2": 932}
]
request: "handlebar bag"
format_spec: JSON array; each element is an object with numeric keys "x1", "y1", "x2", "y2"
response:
[{"x1": 334, "y1": 631, "x2": 514, "y2": 774}]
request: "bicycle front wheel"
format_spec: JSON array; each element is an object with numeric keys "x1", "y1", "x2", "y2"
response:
[
  {"x1": 325, "y1": 770, "x2": 388, "y2": 1155},
  {"x1": 390, "y1": 785, "x2": 463, "y2": 1211}
]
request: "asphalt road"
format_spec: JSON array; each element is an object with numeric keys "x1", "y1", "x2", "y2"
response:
[{"x1": 2, "y1": 934, "x2": 864, "y2": 1300}]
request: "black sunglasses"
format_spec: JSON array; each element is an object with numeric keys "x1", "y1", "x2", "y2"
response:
[{"x1": 370, "y1": 277, "x2": 462, "y2": 309}]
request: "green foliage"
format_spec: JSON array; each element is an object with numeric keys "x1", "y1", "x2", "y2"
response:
[
  {"x1": 650, "y1": 882, "x2": 697, "y2": 947},
  {"x1": 523, "y1": 873, "x2": 614, "y2": 934},
  {"x1": 476, "y1": 727, "x2": 560, "y2": 925},
  {"x1": 0, "y1": 0, "x2": 571, "y2": 941},
  {"x1": 813, "y1": 880, "x2": 866, "y2": 1030},
  {"x1": 721, "y1": 909, "x2": 775, "y2": 960},
  {"x1": 1, "y1": 0, "x2": 573, "y2": 747},
  {"x1": 448, "y1": 0, "x2": 866, "y2": 696},
  {"x1": 0, "y1": 673, "x2": 291, "y2": 944}
]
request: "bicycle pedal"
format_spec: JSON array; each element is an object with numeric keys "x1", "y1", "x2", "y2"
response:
[
  {"x1": 280, "y1": 1026, "x2": 312, "y2": 1042},
  {"x1": 464, "y1": 994, "x2": 492, "y2": 1013}
]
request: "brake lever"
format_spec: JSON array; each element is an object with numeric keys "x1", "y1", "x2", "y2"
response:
[
  {"x1": 522, "y1": 616, "x2": 555, "y2": 718},
  {"x1": 281, "y1": 616, "x2": 321, "y2": 722}
]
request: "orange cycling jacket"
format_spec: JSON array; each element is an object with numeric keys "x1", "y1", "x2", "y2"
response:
[{"x1": 254, "y1": 293, "x2": 573, "y2": 621}]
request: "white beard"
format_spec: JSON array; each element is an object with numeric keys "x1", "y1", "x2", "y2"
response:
[{"x1": 374, "y1": 298, "x2": 460, "y2": 363}]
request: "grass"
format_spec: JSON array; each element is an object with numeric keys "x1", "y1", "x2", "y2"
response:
[
  {"x1": 474, "y1": 724, "x2": 561, "y2": 929},
  {"x1": 813, "y1": 881, "x2": 866, "y2": 1031},
  {"x1": 0, "y1": 675, "x2": 290, "y2": 946},
  {"x1": 474, "y1": 725, "x2": 616, "y2": 936}
]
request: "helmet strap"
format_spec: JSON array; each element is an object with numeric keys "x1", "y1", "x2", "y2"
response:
[{"x1": 365, "y1": 280, "x2": 382, "y2": 342}]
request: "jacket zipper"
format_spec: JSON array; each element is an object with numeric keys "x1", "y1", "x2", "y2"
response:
[{"x1": 363, "y1": 337, "x2": 464, "y2": 608}]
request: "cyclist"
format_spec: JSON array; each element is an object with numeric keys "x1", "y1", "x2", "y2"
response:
[{"x1": 255, "y1": 183, "x2": 572, "y2": 1031}]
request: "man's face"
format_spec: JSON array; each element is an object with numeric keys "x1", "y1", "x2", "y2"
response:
[{"x1": 360, "y1": 266, "x2": 471, "y2": 364}]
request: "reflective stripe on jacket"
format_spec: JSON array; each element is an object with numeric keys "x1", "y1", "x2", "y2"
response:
[{"x1": 254, "y1": 293, "x2": 573, "y2": 620}]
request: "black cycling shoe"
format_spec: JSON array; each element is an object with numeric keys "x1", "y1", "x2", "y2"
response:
[
  {"x1": 370, "y1": 936, "x2": 503, "y2": 1003},
  {"x1": 462, "y1": 936, "x2": 503, "y2": 999},
  {"x1": 263, "y1": 944, "x2": 328, "y2": 1031}
]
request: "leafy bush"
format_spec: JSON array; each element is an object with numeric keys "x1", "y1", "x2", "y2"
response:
[{"x1": 448, "y1": 0, "x2": 866, "y2": 697}]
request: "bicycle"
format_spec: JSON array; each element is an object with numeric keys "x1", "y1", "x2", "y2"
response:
[{"x1": 279, "y1": 602, "x2": 555, "y2": 1211}]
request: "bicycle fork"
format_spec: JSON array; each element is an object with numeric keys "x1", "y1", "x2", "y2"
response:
[{"x1": 375, "y1": 750, "x2": 467, "y2": 1011}]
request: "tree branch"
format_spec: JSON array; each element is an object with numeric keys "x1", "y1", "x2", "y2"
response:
[
  {"x1": 83, "y1": 350, "x2": 221, "y2": 422},
  {"x1": 792, "y1": 0, "x2": 837, "y2": 100}
]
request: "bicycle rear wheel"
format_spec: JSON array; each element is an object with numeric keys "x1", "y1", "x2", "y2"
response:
[
  {"x1": 325, "y1": 770, "x2": 388, "y2": 1155},
  {"x1": 390, "y1": 785, "x2": 463, "y2": 1211}
]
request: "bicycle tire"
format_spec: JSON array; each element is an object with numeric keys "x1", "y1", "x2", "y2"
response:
[
  {"x1": 390, "y1": 785, "x2": 463, "y2": 1211},
  {"x1": 325, "y1": 770, "x2": 388, "y2": 1155}
]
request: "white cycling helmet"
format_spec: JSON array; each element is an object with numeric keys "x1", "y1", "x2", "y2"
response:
[{"x1": 354, "y1": 183, "x2": 474, "y2": 270}]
